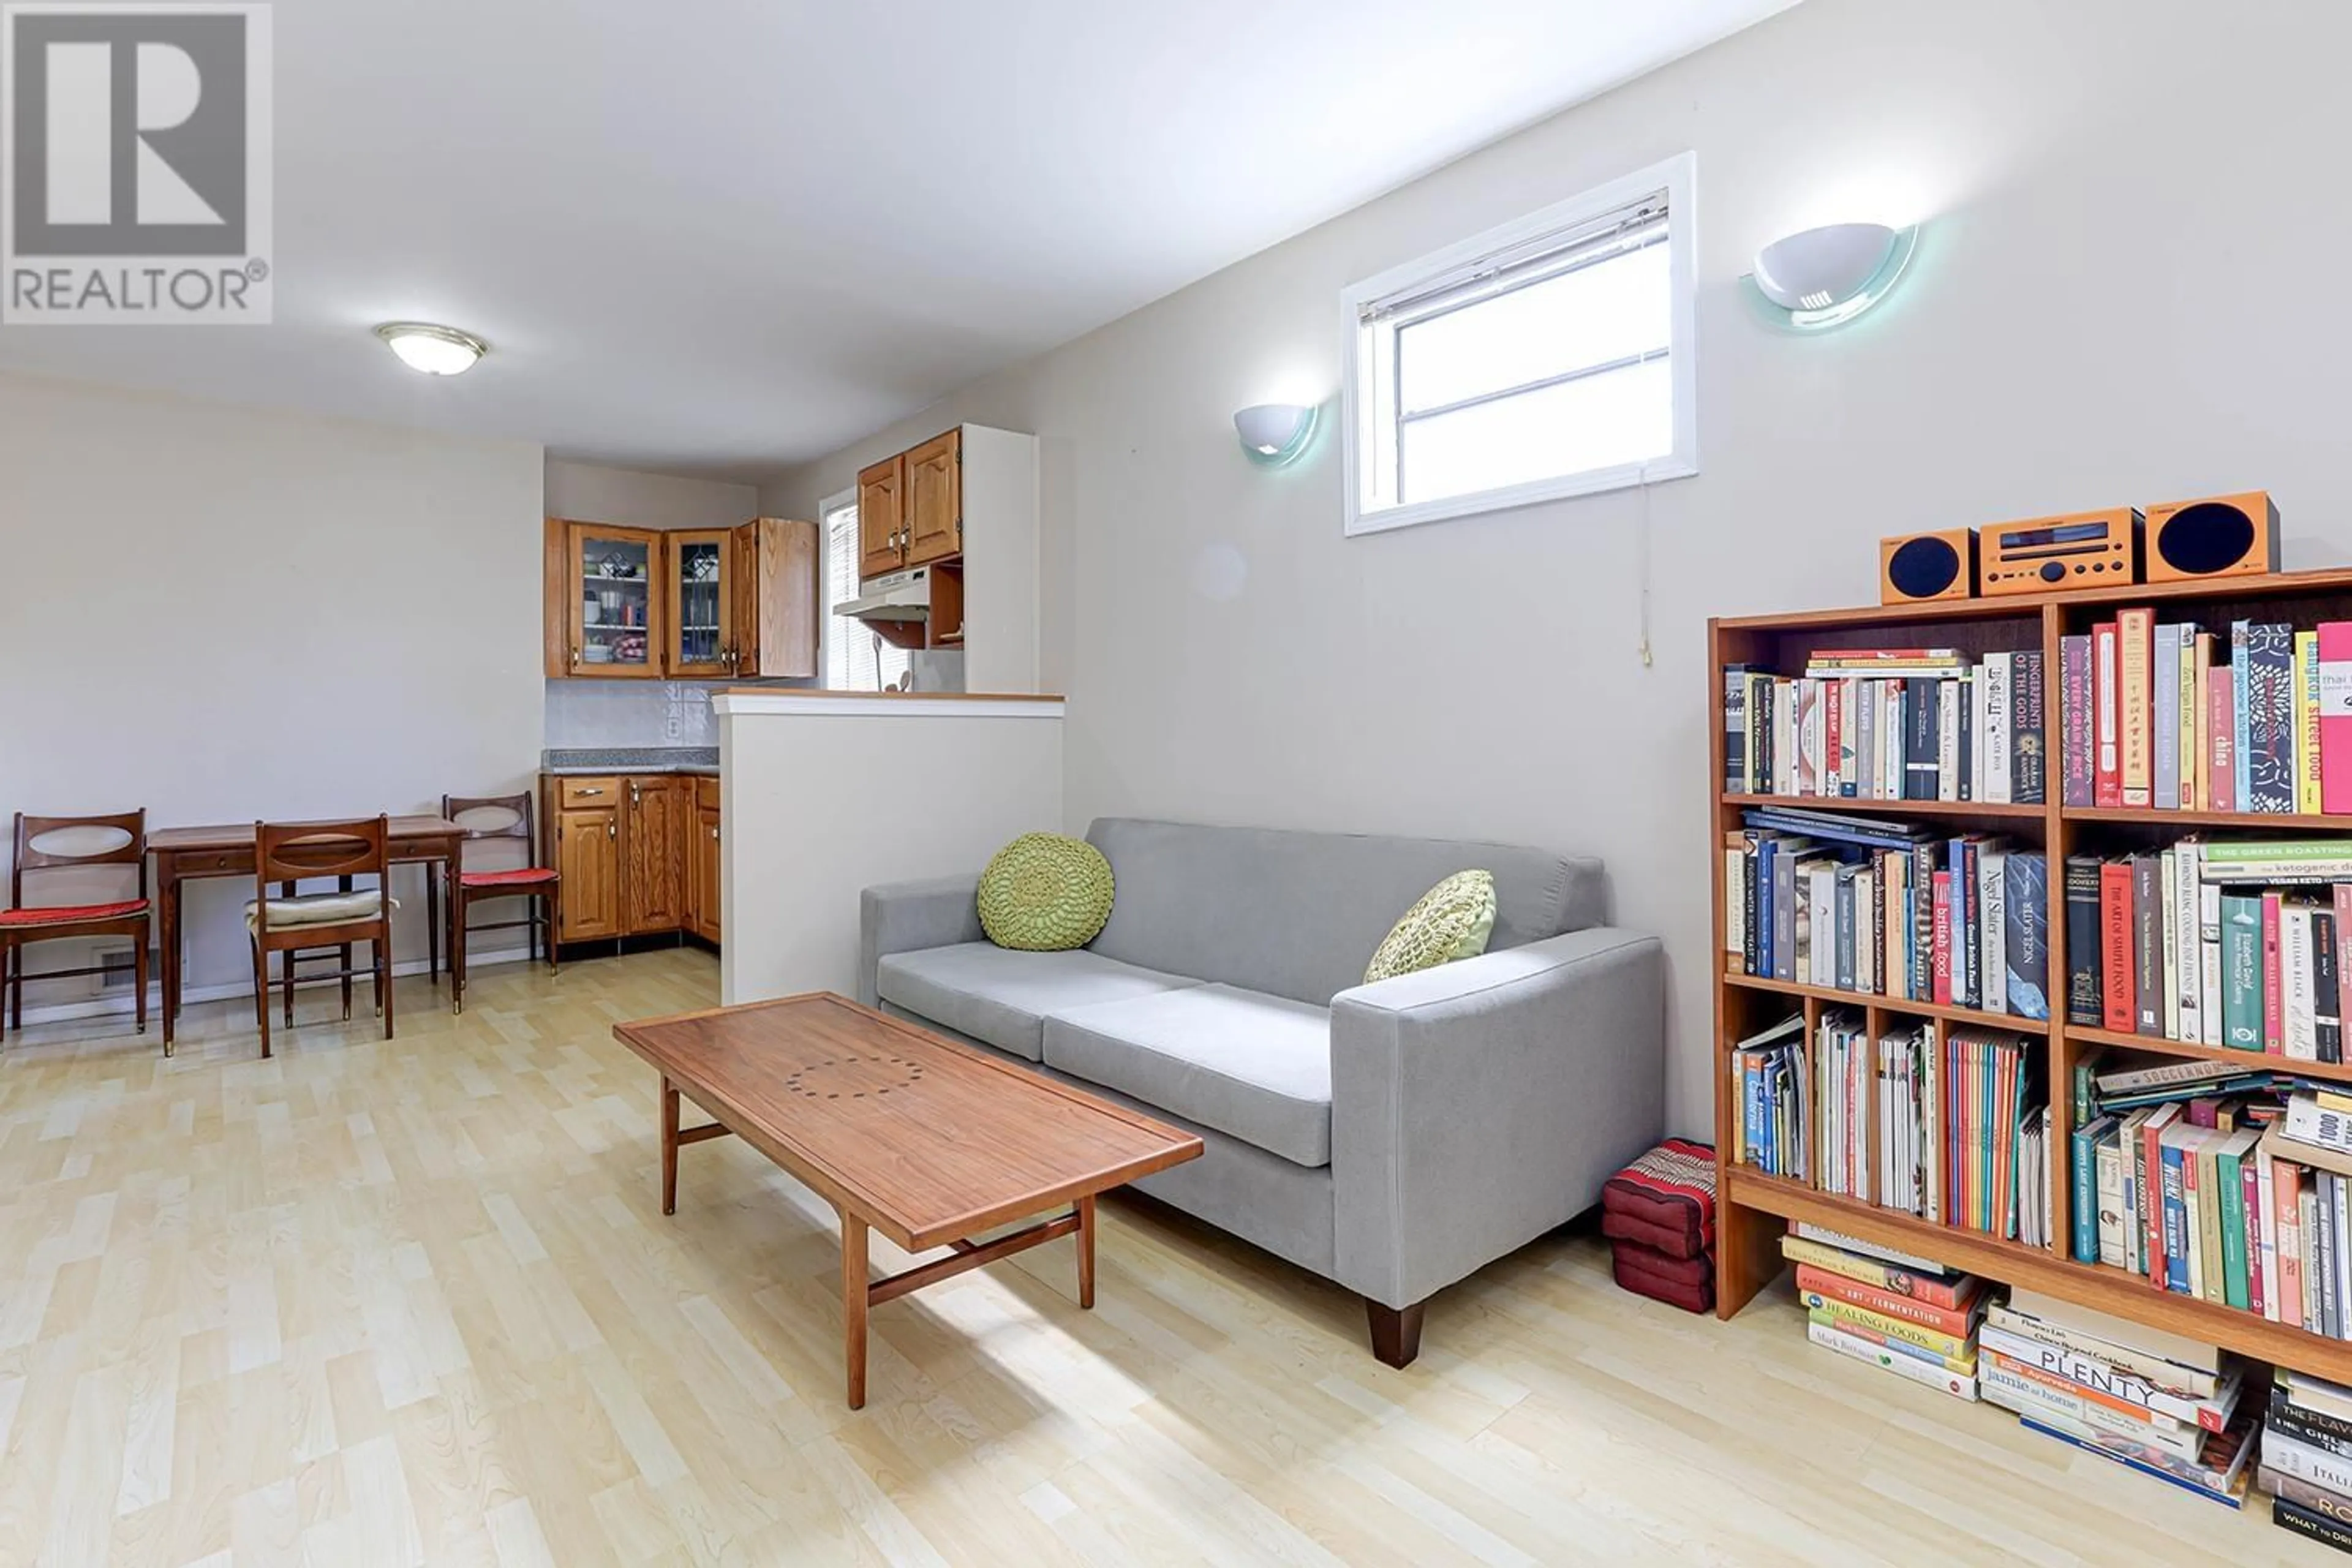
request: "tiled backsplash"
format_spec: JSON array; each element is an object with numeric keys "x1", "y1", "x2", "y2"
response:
[{"x1": 543, "y1": 680, "x2": 727, "y2": 748}]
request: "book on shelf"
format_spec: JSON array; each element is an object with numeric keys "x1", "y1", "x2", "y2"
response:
[
  {"x1": 1725, "y1": 812, "x2": 2046, "y2": 1019},
  {"x1": 2055, "y1": 611, "x2": 2352, "y2": 817},
  {"x1": 1728, "y1": 1014, "x2": 1806, "y2": 1180},
  {"x1": 1721, "y1": 649, "x2": 2044, "y2": 804},
  {"x1": 1777, "y1": 1232, "x2": 1978, "y2": 1308}
]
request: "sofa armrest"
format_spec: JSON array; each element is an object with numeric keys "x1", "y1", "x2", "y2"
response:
[
  {"x1": 1329, "y1": 927, "x2": 1665, "y2": 1309},
  {"x1": 858, "y1": 875, "x2": 985, "y2": 1006}
]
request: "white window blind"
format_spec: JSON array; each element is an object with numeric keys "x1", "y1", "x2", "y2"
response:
[
  {"x1": 823, "y1": 496, "x2": 909, "y2": 692},
  {"x1": 1341, "y1": 153, "x2": 1697, "y2": 535}
]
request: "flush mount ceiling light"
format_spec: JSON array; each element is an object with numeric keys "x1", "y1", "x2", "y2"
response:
[
  {"x1": 1743, "y1": 222, "x2": 1918, "y2": 331},
  {"x1": 375, "y1": 322, "x2": 489, "y2": 375},
  {"x1": 1233, "y1": 402, "x2": 1317, "y2": 467}
]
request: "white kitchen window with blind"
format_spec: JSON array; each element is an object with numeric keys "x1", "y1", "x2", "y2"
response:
[
  {"x1": 1341, "y1": 151, "x2": 1697, "y2": 536},
  {"x1": 821, "y1": 489, "x2": 911, "y2": 692}
]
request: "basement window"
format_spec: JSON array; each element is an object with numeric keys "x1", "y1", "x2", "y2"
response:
[{"x1": 1342, "y1": 151, "x2": 1697, "y2": 536}]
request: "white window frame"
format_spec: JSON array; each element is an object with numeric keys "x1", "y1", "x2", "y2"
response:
[
  {"x1": 1340, "y1": 151, "x2": 1698, "y2": 538},
  {"x1": 820, "y1": 485, "x2": 910, "y2": 693}
]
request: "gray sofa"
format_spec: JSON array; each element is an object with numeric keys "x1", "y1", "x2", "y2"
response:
[{"x1": 859, "y1": 817, "x2": 1664, "y2": 1366}]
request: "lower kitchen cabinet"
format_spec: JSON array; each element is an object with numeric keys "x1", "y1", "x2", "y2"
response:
[{"x1": 545, "y1": 773, "x2": 718, "y2": 948}]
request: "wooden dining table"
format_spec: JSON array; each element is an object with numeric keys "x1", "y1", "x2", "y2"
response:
[{"x1": 150, "y1": 815, "x2": 463, "y2": 1049}]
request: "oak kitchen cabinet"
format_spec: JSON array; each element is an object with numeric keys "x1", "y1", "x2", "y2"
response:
[
  {"x1": 856, "y1": 427, "x2": 962, "y2": 580},
  {"x1": 543, "y1": 773, "x2": 720, "y2": 948},
  {"x1": 546, "y1": 517, "x2": 818, "y2": 680}
]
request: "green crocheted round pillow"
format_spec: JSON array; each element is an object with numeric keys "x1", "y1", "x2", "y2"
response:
[
  {"x1": 1363, "y1": 870, "x2": 1497, "y2": 984},
  {"x1": 977, "y1": 832, "x2": 1115, "y2": 952}
]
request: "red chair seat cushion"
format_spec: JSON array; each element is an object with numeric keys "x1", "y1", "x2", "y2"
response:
[
  {"x1": 0, "y1": 898, "x2": 149, "y2": 927},
  {"x1": 460, "y1": 868, "x2": 558, "y2": 889}
]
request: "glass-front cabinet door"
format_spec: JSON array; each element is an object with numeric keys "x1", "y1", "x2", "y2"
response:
[
  {"x1": 667, "y1": 529, "x2": 734, "y2": 677},
  {"x1": 564, "y1": 523, "x2": 665, "y2": 678}
]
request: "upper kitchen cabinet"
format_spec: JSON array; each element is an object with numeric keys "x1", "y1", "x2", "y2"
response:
[
  {"x1": 902, "y1": 428, "x2": 961, "y2": 566},
  {"x1": 857, "y1": 456, "x2": 904, "y2": 579},
  {"x1": 546, "y1": 516, "x2": 818, "y2": 680},
  {"x1": 549, "y1": 521, "x2": 666, "y2": 679},
  {"x1": 666, "y1": 529, "x2": 734, "y2": 677},
  {"x1": 732, "y1": 518, "x2": 819, "y2": 679}
]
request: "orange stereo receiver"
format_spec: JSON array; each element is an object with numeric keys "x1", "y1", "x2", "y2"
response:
[{"x1": 1978, "y1": 508, "x2": 2142, "y2": 595}]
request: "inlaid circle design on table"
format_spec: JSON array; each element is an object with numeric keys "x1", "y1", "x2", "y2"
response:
[{"x1": 782, "y1": 1055, "x2": 926, "y2": 1101}]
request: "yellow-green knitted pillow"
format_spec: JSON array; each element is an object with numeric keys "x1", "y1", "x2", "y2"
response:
[
  {"x1": 1364, "y1": 870, "x2": 1496, "y2": 984},
  {"x1": 978, "y1": 832, "x2": 1115, "y2": 951}
]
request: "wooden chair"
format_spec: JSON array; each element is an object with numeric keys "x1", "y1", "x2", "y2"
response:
[
  {"x1": 247, "y1": 817, "x2": 394, "y2": 1058},
  {"x1": 443, "y1": 792, "x2": 561, "y2": 1014},
  {"x1": 1, "y1": 810, "x2": 151, "y2": 1046}
]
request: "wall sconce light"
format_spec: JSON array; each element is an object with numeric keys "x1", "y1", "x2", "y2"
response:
[
  {"x1": 1233, "y1": 403, "x2": 1317, "y2": 467},
  {"x1": 1743, "y1": 222, "x2": 1918, "y2": 331}
]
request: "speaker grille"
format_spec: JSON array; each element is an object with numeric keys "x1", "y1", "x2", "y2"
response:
[
  {"x1": 1887, "y1": 536, "x2": 1962, "y2": 599},
  {"x1": 2157, "y1": 502, "x2": 2256, "y2": 576}
]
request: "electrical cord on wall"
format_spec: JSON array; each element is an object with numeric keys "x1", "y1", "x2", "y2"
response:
[{"x1": 1635, "y1": 461, "x2": 1656, "y2": 669}]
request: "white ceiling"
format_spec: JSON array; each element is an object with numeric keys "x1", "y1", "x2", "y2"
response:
[{"x1": 0, "y1": 0, "x2": 1795, "y2": 481}]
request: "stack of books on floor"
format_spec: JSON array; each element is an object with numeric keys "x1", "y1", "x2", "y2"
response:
[
  {"x1": 2059, "y1": 610, "x2": 2352, "y2": 814},
  {"x1": 2263, "y1": 1369, "x2": 2352, "y2": 1550},
  {"x1": 2062, "y1": 836, "x2": 2352, "y2": 1058},
  {"x1": 1785, "y1": 1224, "x2": 1981, "y2": 1400},
  {"x1": 1722, "y1": 646, "x2": 2046, "y2": 804},
  {"x1": 1724, "y1": 804, "x2": 2051, "y2": 1019},
  {"x1": 1980, "y1": 1286, "x2": 2256, "y2": 1506}
]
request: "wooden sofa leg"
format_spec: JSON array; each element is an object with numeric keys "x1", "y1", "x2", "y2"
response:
[{"x1": 1365, "y1": 1298, "x2": 1427, "y2": 1368}]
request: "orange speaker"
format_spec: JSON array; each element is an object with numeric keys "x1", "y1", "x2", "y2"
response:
[
  {"x1": 2145, "y1": 491, "x2": 2280, "y2": 582},
  {"x1": 1979, "y1": 507, "x2": 2141, "y2": 595},
  {"x1": 1880, "y1": 529, "x2": 1977, "y2": 603}
]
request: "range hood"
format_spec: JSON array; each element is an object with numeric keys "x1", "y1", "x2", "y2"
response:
[{"x1": 832, "y1": 564, "x2": 930, "y2": 622}]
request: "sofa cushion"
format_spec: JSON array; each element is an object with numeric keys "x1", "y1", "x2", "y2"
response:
[
  {"x1": 1085, "y1": 818, "x2": 1602, "y2": 1006},
  {"x1": 1043, "y1": 985, "x2": 1333, "y2": 1169},
  {"x1": 977, "y1": 832, "x2": 1114, "y2": 951},
  {"x1": 875, "y1": 943, "x2": 1200, "y2": 1061}
]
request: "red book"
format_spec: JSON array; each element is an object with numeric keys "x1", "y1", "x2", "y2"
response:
[
  {"x1": 2264, "y1": 891, "x2": 2285, "y2": 1055},
  {"x1": 1825, "y1": 680, "x2": 1844, "y2": 794},
  {"x1": 2141, "y1": 1103, "x2": 2181, "y2": 1286},
  {"x1": 2119, "y1": 608, "x2": 2154, "y2": 807},
  {"x1": 2094, "y1": 622, "x2": 2122, "y2": 808},
  {"x1": 2100, "y1": 859, "x2": 2135, "y2": 1033},
  {"x1": 1932, "y1": 873, "x2": 1953, "y2": 1005},
  {"x1": 2321, "y1": 622, "x2": 2352, "y2": 813},
  {"x1": 2211, "y1": 666, "x2": 2237, "y2": 813},
  {"x1": 1793, "y1": 1265, "x2": 1982, "y2": 1336}
]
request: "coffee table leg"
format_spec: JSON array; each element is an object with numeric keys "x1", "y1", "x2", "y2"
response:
[
  {"x1": 660, "y1": 1076, "x2": 679, "y2": 1216},
  {"x1": 1077, "y1": 1194, "x2": 1096, "y2": 1310},
  {"x1": 841, "y1": 1211, "x2": 870, "y2": 1409}
]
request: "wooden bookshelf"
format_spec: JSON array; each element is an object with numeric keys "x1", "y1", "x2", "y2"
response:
[{"x1": 1710, "y1": 565, "x2": 2352, "y2": 1386}]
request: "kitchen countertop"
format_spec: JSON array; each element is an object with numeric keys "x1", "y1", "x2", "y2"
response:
[{"x1": 541, "y1": 747, "x2": 719, "y2": 777}]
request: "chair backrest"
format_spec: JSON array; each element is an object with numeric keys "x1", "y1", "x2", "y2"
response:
[
  {"x1": 12, "y1": 809, "x2": 148, "y2": 911},
  {"x1": 255, "y1": 816, "x2": 390, "y2": 891},
  {"x1": 442, "y1": 792, "x2": 537, "y2": 872}
]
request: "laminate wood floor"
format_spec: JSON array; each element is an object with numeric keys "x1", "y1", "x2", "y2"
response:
[{"x1": 0, "y1": 949, "x2": 2335, "y2": 1566}]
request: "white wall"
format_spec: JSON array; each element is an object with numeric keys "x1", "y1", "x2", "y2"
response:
[
  {"x1": 766, "y1": 0, "x2": 2352, "y2": 1137},
  {"x1": 718, "y1": 696, "x2": 1063, "y2": 1005},
  {"x1": 0, "y1": 373, "x2": 545, "y2": 1019},
  {"x1": 545, "y1": 460, "x2": 756, "y2": 532}
]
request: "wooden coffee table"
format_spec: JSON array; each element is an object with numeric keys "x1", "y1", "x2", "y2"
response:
[{"x1": 611, "y1": 992, "x2": 1203, "y2": 1408}]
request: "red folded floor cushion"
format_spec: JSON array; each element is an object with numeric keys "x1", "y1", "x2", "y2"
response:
[
  {"x1": 1611, "y1": 1243, "x2": 1714, "y2": 1313},
  {"x1": 1602, "y1": 1208, "x2": 1708, "y2": 1261},
  {"x1": 1601, "y1": 1138, "x2": 1717, "y2": 1255},
  {"x1": 1609, "y1": 1240, "x2": 1712, "y2": 1288}
]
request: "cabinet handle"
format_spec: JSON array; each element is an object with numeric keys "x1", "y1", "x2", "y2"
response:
[
  {"x1": 576, "y1": 787, "x2": 603, "y2": 797},
  {"x1": 608, "y1": 821, "x2": 616, "y2": 839},
  {"x1": 571, "y1": 646, "x2": 581, "y2": 667}
]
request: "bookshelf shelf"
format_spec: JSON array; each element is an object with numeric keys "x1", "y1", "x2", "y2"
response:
[
  {"x1": 1710, "y1": 566, "x2": 2352, "y2": 1386},
  {"x1": 2062, "y1": 1021, "x2": 2352, "y2": 1086},
  {"x1": 1722, "y1": 793, "x2": 2046, "y2": 821},
  {"x1": 1721, "y1": 970, "x2": 2051, "y2": 1033},
  {"x1": 2065, "y1": 806, "x2": 2347, "y2": 829},
  {"x1": 1727, "y1": 1166, "x2": 2352, "y2": 1384}
]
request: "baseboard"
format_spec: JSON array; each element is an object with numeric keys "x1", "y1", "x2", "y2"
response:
[{"x1": 9, "y1": 945, "x2": 535, "y2": 1029}]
